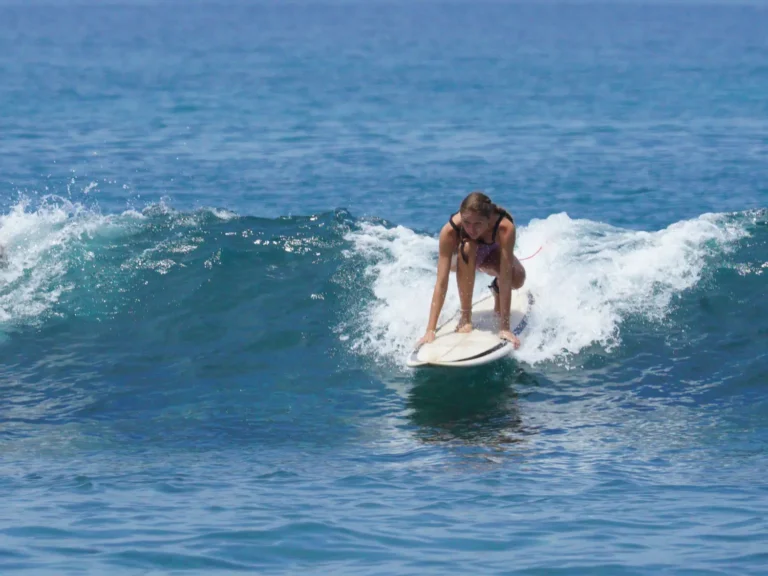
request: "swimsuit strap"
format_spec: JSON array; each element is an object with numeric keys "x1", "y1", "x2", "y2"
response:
[
  {"x1": 490, "y1": 210, "x2": 514, "y2": 244},
  {"x1": 448, "y1": 212, "x2": 461, "y2": 234}
]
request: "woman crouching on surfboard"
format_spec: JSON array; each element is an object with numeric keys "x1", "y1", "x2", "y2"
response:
[{"x1": 416, "y1": 191, "x2": 526, "y2": 349}]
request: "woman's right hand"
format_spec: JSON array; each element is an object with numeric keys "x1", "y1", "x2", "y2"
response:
[{"x1": 415, "y1": 330, "x2": 436, "y2": 349}]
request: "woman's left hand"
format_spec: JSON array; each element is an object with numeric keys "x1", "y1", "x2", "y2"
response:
[{"x1": 499, "y1": 330, "x2": 520, "y2": 349}]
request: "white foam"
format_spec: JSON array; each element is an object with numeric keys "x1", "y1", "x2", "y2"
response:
[
  {"x1": 0, "y1": 197, "x2": 133, "y2": 327},
  {"x1": 209, "y1": 208, "x2": 239, "y2": 221},
  {"x1": 344, "y1": 212, "x2": 748, "y2": 367}
]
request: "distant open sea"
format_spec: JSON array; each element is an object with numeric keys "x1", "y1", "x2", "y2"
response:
[{"x1": 1, "y1": 1, "x2": 767, "y2": 574}]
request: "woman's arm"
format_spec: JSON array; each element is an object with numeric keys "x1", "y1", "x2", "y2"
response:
[
  {"x1": 425, "y1": 225, "x2": 456, "y2": 332},
  {"x1": 417, "y1": 225, "x2": 456, "y2": 346}
]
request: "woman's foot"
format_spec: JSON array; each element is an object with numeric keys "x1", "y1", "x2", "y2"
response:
[
  {"x1": 456, "y1": 310, "x2": 473, "y2": 333},
  {"x1": 456, "y1": 322, "x2": 473, "y2": 333}
]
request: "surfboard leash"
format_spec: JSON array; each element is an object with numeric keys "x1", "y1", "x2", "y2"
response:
[{"x1": 519, "y1": 245, "x2": 543, "y2": 261}]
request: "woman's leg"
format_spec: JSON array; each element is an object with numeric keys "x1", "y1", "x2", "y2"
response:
[
  {"x1": 478, "y1": 249, "x2": 526, "y2": 313},
  {"x1": 455, "y1": 244, "x2": 478, "y2": 332}
]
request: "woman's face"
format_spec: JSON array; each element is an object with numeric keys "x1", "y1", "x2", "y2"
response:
[{"x1": 460, "y1": 211, "x2": 491, "y2": 239}]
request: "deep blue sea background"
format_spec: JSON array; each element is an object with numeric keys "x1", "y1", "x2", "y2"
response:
[{"x1": 1, "y1": 1, "x2": 767, "y2": 574}]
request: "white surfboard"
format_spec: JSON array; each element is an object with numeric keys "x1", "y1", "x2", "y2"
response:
[{"x1": 407, "y1": 290, "x2": 533, "y2": 368}]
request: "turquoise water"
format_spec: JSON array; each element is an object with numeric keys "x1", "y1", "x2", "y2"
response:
[{"x1": 1, "y1": 2, "x2": 767, "y2": 574}]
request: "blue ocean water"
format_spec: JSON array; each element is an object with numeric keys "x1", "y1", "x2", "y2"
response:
[{"x1": 1, "y1": 1, "x2": 767, "y2": 574}]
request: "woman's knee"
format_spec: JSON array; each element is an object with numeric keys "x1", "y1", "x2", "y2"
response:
[{"x1": 512, "y1": 263, "x2": 526, "y2": 289}]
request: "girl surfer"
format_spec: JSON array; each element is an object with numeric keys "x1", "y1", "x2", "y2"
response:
[{"x1": 416, "y1": 191, "x2": 526, "y2": 349}]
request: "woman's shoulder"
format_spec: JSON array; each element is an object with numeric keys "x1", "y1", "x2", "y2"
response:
[
  {"x1": 440, "y1": 219, "x2": 459, "y2": 238},
  {"x1": 441, "y1": 211, "x2": 461, "y2": 234},
  {"x1": 496, "y1": 210, "x2": 516, "y2": 241}
]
